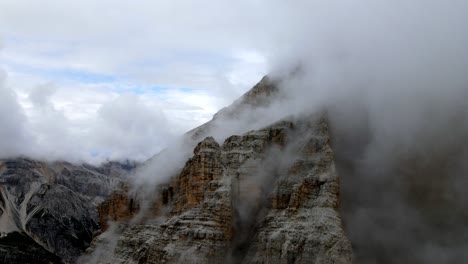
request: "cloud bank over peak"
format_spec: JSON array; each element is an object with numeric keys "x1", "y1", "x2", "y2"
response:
[
  {"x1": 255, "y1": 1, "x2": 468, "y2": 262},
  {"x1": 1, "y1": 0, "x2": 467, "y2": 169},
  {"x1": 0, "y1": 1, "x2": 273, "y2": 163},
  {"x1": 0, "y1": 68, "x2": 177, "y2": 163}
]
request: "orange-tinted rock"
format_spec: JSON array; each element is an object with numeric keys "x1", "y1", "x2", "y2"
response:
[
  {"x1": 87, "y1": 76, "x2": 353, "y2": 264},
  {"x1": 173, "y1": 137, "x2": 223, "y2": 212},
  {"x1": 97, "y1": 184, "x2": 139, "y2": 231}
]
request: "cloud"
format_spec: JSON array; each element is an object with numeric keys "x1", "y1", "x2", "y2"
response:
[
  {"x1": 0, "y1": 1, "x2": 274, "y2": 163},
  {"x1": 91, "y1": 93, "x2": 171, "y2": 161},
  {"x1": 0, "y1": 0, "x2": 268, "y2": 103},
  {"x1": 28, "y1": 82, "x2": 57, "y2": 107},
  {"x1": 0, "y1": 65, "x2": 199, "y2": 163},
  {"x1": 255, "y1": 1, "x2": 468, "y2": 263},
  {"x1": 104, "y1": 1, "x2": 468, "y2": 262},
  {"x1": 0, "y1": 61, "x2": 227, "y2": 163},
  {"x1": 0, "y1": 68, "x2": 34, "y2": 158}
]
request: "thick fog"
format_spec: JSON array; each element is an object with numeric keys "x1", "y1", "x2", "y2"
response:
[
  {"x1": 2, "y1": 1, "x2": 468, "y2": 262},
  {"x1": 262, "y1": 1, "x2": 468, "y2": 263},
  {"x1": 133, "y1": 1, "x2": 468, "y2": 262}
]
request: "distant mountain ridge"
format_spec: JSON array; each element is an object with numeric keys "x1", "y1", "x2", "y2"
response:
[{"x1": 0, "y1": 158, "x2": 136, "y2": 263}]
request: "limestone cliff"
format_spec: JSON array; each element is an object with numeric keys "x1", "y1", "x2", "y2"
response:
[
  {"x1": 83, "y1": 76, "x2": 353, "y2": 263},
  {"x1": 89, "y1": 74, "x2": 352, "y2": 263}
]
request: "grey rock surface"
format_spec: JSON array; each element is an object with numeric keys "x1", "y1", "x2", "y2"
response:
[
  {"x1": 1, "y1": 75, "x2": 353, "y2": 264},
  {"x1": 101, "y1": 115, "x2": 352, "y2": 263},
  {"x1": 0, "y1": 158, "x2": 135, "y2": 263}
]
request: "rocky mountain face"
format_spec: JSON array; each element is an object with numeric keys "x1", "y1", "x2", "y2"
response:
[
  {"x1": 1, "y1": 76, "x2": 353, "y2": 263},
  {"x1": 86, "y1": 77, "x2": 353, "y2": 263},
  {"x1": 0, "y1": 158, "x2": 135, "y2": 263},
  {"x1": 2, "y1": 73, "x2": 466, "y2": 263}
]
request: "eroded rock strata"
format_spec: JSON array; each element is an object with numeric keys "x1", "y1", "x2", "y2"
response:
[
  {"x1": 97, "y1": 115, "x2": 352, "y2": 263},
  {"x1": 1, "y1": 76, "x2": 353, "y2": 263}
]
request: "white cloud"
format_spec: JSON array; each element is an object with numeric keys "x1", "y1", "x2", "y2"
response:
[
  {"x1": 0, "y1": 0, "x2": 269, "y2": 90},
  {"x1": 0, "y1": 69, "x2": 35, "y2": 158},
  {"x1": 0, "y1": 60, "x2": 224, "y2": 162},
  {"x1": 28, "y1": 82, "x2": 57, "y2": 107},
  {"x1": 1, "y1": 0, "x2": 467, "y2": 167},
  {"x1": 0, "y1": 1, "x2": 273, "y2": 163},
  {"x1": 89, "y1": 94, "x2": 170, "y2": 161},
  {"x1": 0, "y1": 0, "x2": 274, "y2": 161}
]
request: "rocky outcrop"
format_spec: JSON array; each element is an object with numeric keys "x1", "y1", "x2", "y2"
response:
[
  {"x1": 242, "y1": 118, "x2": 352, "y2": 263},
  {"x1": 187, "y1": 75, "x2": 279, "y2": 142},
  {"x1": 82, "y1": 75, "x2": 353, "y2": 263},
  {"x1": 105, "y1": 136, "x2": 233, "y2": 263},
  {"x1": 0, "y1": 158, "x2": 135, "y2": 263},
  {"x1": 0, "y1": 73, "x2": 354, "y2": 263},
  {"x1": 97, "y1": 183, "x2": 140, "y2": 231},
  {"x1": 95, "y1": 113, "x2": 352, "y2": 263}
]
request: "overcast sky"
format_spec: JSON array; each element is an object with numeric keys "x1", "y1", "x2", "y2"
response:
[
  {"x1": 0, "y1": 0, "x2": 286, "y2": 163},
  {"x1": 1, "y1": 1, "x2": 467, "y2": 165}
]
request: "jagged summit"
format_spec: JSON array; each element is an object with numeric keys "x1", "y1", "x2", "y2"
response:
[
  {"x1": 89, "y1": 77, "x2": 352, "y2": 263},
  {"x1": 1, "y1": 76, "x2": 353, "y2": 263},
  {"x1": 226, "y1": 75, "x2": 279, "y2": 109},
  {"x1": 187, "y1": 75, "x2": 280, "y2": 142}
]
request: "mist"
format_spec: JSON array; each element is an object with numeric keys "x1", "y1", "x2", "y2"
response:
[
  {"x1": 261, "y1": 1, "x2": 468, "y2": 263},
  {"x1": 128, "y1": 1, "x2": 468, "y2": 263},
  {"x1": 0, "y1": 61, "x2": 175, "y2": 164},
  {"x1": 1, "y1": 1, "x2": 467, "y2": 262}
]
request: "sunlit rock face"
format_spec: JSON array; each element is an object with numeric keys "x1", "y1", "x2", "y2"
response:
[
  {"x1": 100, "y1": 115, "x2": 351, "y2": 264},
  {"x1": 87, "y1": 77, "x2": 352, "y2": 263},
  {"x1": 0, "y1": 158, "x2": 135, "y2": 263},
  {"x1": 1, "y1": 76, "x2": 352, "y2": 263},
  {"x1": 97, "y1": 183, "x2": 141, "y2": 232}
]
